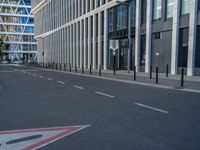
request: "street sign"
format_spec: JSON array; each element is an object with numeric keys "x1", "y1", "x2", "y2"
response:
[{"x1": 0, "y1": 125, "x2": 90, "y2": 150}]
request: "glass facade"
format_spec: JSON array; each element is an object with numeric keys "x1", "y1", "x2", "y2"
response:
[
  {"x1": 181, "y1": 0, "x2": 190, "y2": 15},
  {"x1": 153, "y1": 0, "x2": 162, "y2": 20},
  {"x1": 116, "y1": 5, "x2": 128, "y2": 30},
  {"x1": 166, "y1": 0, "x2": 174, "y2": 18}
]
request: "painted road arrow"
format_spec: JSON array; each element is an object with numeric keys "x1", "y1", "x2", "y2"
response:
[{"x1": 0, "y1": 125, "x2": 90, "y2": 150}]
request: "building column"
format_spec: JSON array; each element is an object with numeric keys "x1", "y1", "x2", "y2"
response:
[
  {"x1": 93, "y1": 14, "x2": 97, "y2": 69},
  {"x1": 67, "y1": 26, "x2": 70, "y2": 65},
  {"x1": 98, "y1": 12, "x2": 102, "y2": 69},
  {"x1": 70, "y1": 25, "x2": 73, "y2": 65},
  {"x1": 88, "y1": 16, "x2": 92, "y2": 68},
  {"x1": 76, "y1": 22, "x2": 79, "y2": 67},
  {"x1": 171, "y1": 0, "x2": 180, "y2": 75},
  {"x1": 187, "y1": 0, "x2": 198, "y2": 76},
  {"x1": 80, "y1": 20, "x2": 83, "y2": 67},
  {"x1": 104, "y1": 9, "x2": 108, "y2": 70},
  {"x1": 135, "y1": 0, "x2": 141, "y2": 72},
  {"x1": 145, "y1": 0, "x2": 152, "y2": 73},
  {"x1": 73, "y1": 24, "x2": 76, "y2": 67},
  {"x1": 84, "y1": 18, "x2": 87, "y2": 68}
]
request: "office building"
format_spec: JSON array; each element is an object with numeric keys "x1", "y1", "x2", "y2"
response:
[{"x1": 32, "y1": 0, "x2": 200, "y2": 76}]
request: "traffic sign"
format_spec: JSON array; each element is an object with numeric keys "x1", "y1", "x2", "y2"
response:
[{"x1": 0, "y1": 125, "x2": 90, "y2": 150}]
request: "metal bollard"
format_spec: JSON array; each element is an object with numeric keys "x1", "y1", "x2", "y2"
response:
[
  {"x1": 113, "y1": 64, "x2": 116, "y2": 75},
  {"x1": 166, "y1": 64, "x2": 169, "y2": 77},
  {"x1": 181, "y1": 68, "x2": 184, "y2": 87},
  {"x1": 90, "y1": 64, "x2": 92, "y2": 75},
  {"x1": 59, "y1": 63, "x2": 62, "y2": 70},
  {"x1": 156, "y1": 67, "x2": 159, "y2": 84},
  {"x1": 82, "y1": 64, "x2": 84, "y2": 74},
  {"x1": 64, "y1": 64, "x2": 66, "y2": 71},
  {"x1": 99, "y1": 65, "x2": 101, "y2": 76},
  {"x1": 69, "y1": 64, "x2": 71, "y2": 72},
  {"x1": 56, "y1": 63, "x2": 58, "y2": 70},
  {"x1": 134, "y1": 66, "x2": 136, "y2": 81},
  {"x1": 75, "y1": 65, "x2": 77, "y2": 73},
  {"x1": 150, "y1": 65, "x2": 153, "y2": 79}
]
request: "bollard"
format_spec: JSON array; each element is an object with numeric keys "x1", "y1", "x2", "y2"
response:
[
  {"x1": 156, "y1": 67, "x2": 159, "y2": 84},
  {"x1": 69, "y1": 64, "x2": 72, "y2": 72},
  {"x1": 181, "y1": 68, "x2": 184, "y2": 87},
  {"x1": 59, "y1": 64, "x2": 61, "y2": 70},
  {"x1": 56, "y1": 63, "x2": 58, "y2": 70},
  {"x1": 166, "y1": 64, "x2": 169, "y2": 77},
  {"x1": 82, "y1": 64, "x2": 84, "y2": 74},
  {"x1": 75, "y1": 65, "x2": 77, "y2": 73},
  {"x1": 134, "y1": 66, "x2": 136, "y2": 81},
  {"x1": 113, "y1": 64, "x2": 116, "y2": 75},
  {"x1": 90, "y1": 64, "x2": 92, "y2": 75},
  {"x1": 150, "y1": 65, "x2": 153, "y2": 79},
  {"x1": 64, "y1": 64, "x2": 66, "y2": 71},
  {"x1": 99, "y1": 65, "x2": 101, "y2": 76}
]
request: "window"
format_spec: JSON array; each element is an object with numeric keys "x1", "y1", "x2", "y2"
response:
[
  {"x1": 198, "y1": 0, "x2": 200, "y2": 11},
  {"x1": 181, "y1": 0, "x2": 190, "y2": 15},
  {"x1": 116, "y1": 5, "x2": 128, "y2": 30},
  {"x1": 166, "y1": 0, "x2": 174, "y2": 18},
  {"x1": 153, "y1": 0, "x2": 162, "y2": 20}
]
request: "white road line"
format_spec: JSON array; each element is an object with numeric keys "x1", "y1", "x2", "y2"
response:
[
  {"x1": 73, "y1": 85, "x2": 84, "y2": 90},
  {"x1": 57, "y1": 81, "x2": 65, "y2": 84},
  {"x1": 95, "y1": 92, "x2": 115, "y2": 98},
  {"x1": 47, "y1": 78, "x2": 53, "y2": 81},
  {"x1": 32, "y1": 74, "x2": 37, "y2": 77},
  {"x1": 135, "y1": 103, "x2": 169, "y2": 114},
  {"x1": 39, "y1": 76, "x2": 44, "y2": 78}
]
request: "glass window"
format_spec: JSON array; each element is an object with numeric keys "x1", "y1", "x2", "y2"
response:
[
  {"x1": 153, "y1": 0, "x2": 162, "y2": 20},
  {"x1": 108, "y1": 9, "x2": 114, "y2": 32},
  {"x1": 166, "y1": 0, "x2": 174, "y2": 18},
  {"x1": 198, "y1": 0, "x2": 200, "y2": 11},
  {"x1": 181, "y1": 0, "x2": 190, "y2": 15},
  {"x1": 116, "y1": 5, "x2": 128, "y2": 30}
]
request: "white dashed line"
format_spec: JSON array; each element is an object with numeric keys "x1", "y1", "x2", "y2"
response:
[
  {"x1": 57, "y1": 81, "x2": 65, "y2": 84},
  {"x1": 47, "y1": 78, "x2": 53, "y2": 81},
  {"x1": 95, "y1": 92, "x2": 115, "y2": 98},
  {"x1": 39, "y1": 76, "x2": 44, "y2": 78},
  {"x1": 135, "y1": 103, "x2": 169, "y2": 114},
  {"x1": 73, "y1": 85, "x2": 84, "y2": 90}
]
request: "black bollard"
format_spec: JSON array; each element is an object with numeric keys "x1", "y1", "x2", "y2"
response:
[
  {"x1": 69, "y1": 64, "x2": 71, "y2": 72},
  {"x1": 99, "y1": 65, "x2": 101, "y2": 76},
  {"x1": 113, "y1": 64, "x2": 116, "y2": 75},
  {"x1": 90, "y1": 64, "x2": 92, "y2": 75},
  {"x1": 181, "y1": 68, "x2": 184, "y2": 87},
  {"x1": 166, "y1": 64, "x2": 169, "y2": 77},
  {"x1": 64, "y1": 64, "x2": 66, "y2": 71},
  {"x1": 156, "y1": 67, "x2": 159, "y2": 84},
  {"x1": 56, "y1": 63, "x2": 58, "y2": 70},
  {"x1": 82, "y1": 64, "x2": 84, "y2": 74},
  {"x1": 134, "y1": 66, "x2": 136, "y2": 81},
  {"x1": 75, "y1": 65, "x2": 77, "y2": 73},
  {"x1": 150, "y1": 65, "x2": 153, "y2": 79}
]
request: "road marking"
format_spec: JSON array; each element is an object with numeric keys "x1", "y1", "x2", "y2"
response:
[
  {"x1": 135, "y1": 103, "x2": 169, "y2": 114},
  {"x1": 95, "y1": 92, "x2": 115, "y2": 98},
  {"x1": 57, "y1": 81, "x2": 65, "y2": 84},
  {"x1": 39, "y1": 76, "x2": 44, "y2": 78},
  {"x1": 73, "y1": 85, "x2": 84, "y2": 90},
  {"x1": 32, "y1": 74, "x2": 37, "y2": 77},
  {"x1": 47, "y1": 78, "x2": 53, "y2": 81},
  {"x1": 0, "y1": 125, "x2": 90, "y2": 150}
]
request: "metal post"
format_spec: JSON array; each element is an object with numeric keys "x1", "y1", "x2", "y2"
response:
[
  {"x1": 69, "y1": 64, "x2": 71, "y2": 72},
  {"x1": 64, "y1": 64, "x2": 66, "y2": 71},
  {"x1": 156, "y1": 67, "x2": 158, "y2": 84},
  {"x1": 75, "y1": 64, "x2": 77, "y2": 73},
  {"x1": 166, "y1": 64, "x2": 169, "y2": 77},
  {"x1": 150, "y1": 65, "x2": 152, "y2": 79},
  {"x1": 99, "y1": 65, "x2": 101, "y2": 76},
  {"x1": 82, "y1": 64, "x2": 84, "y2": 74},
  {"x1": 113, "y1": 64, "x2": 116, "y2": 75},
  {"x1": 181, "y1": 68, "x2": 184, "y2": 87},
  {"x1": 134, "y1": 66, "x2": 136, "y2": 81},
  {"x1": 90, "y1": 64, "x2": 92, "y2": 75}
]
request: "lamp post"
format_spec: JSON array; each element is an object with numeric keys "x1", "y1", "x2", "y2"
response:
[{"x1": 116, "y1": 0, "x2": 133, "y2": 74}]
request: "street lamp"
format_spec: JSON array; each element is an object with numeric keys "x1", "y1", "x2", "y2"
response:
[{"x1": 116, "y1": 0, "x2": 133, "y2": 74}]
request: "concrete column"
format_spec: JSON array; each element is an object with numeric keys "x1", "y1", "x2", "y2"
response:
[
  {"x1": 90, "y1": 0, "x2": 93, "y2": 10},
  {"x1": 145, "y1": 0, "x2": 152, "y2": 73},
  {"x1": 135, "y1": 0, "x2": 141, "y2": 72},
  {"x1": 98, "y1": 12, "x2": 102, "y2": 69},
  {"x1": 73, "y1": 24, "x2": 76, "y2": 67},
  {"x1": 104, "y1": 9, "x2": 108, "y2": 70},
  {"x1": 93, "y1": 14, "x2": 97, "y2": 69},
  {"x1": 171, "y1": 0, "x2": 180, "y2": 75},
  {"x1": 67, "y1": 27, "x2": 69, "y2": 64},
  {"x1": 70, "y1": 26, "x2": 73, "y2": 65},
  {"x1": 88, "y1": 16, "x2": 92, "y2": 68},
  {"x1": 84, "y1": 18, "x2": 87, "y2": 68},
  {"x1": 187, "y1": 0, "x2": 198, "y2": 76},
  {"x1": 78, "y1": 0, "x2": 80, "y2": 17},
  {"x1": 80, "y1": 20, "x2": 83, "y2": 67},
  {"x1": 76, "y1": 22, "x2": 79, "y2": 67}
]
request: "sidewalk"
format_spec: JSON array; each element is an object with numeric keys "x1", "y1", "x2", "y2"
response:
[{"x1": 23, "y1": 64, "x2": 200, "y2": 93}]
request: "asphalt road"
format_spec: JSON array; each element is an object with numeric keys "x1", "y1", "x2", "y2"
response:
[{"x1": 0, "y1": 65, "x2": 200, "y2": 150}]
